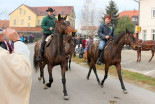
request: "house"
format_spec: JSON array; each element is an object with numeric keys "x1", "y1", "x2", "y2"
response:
[
  {"x1": 9, "y1": 4, "x2": 76, "y2": 34},
  {"x1": 0, "y1": 20, "x2": 9, "y2": 29},
  {"x1": 139, "y1": 0, "x2": 155, "y2": 40},
  {"x1": 118, "y1": 10, "x2": 139, "y2": 25},
  {"x1": 80, "y1": 26, "x2": 98, "y2": 37}
]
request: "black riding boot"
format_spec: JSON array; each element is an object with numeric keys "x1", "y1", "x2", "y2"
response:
[
  {"x1": 36, "y1": 41, "x2": 45, "y2": 62},
  {"x1": 96, "y1": 49, "x2": 102, "y2": 65}
]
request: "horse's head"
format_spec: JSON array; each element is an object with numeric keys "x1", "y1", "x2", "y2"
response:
[
  {"x1": 132, "y1": 39, "x2": 142, "y2": 50},
  {"x1": 124, "y1": 29, "x2": 136, "y2": 48},
  {"x1": 56, "y1": 14, "x2": 75, "y2": 35}
]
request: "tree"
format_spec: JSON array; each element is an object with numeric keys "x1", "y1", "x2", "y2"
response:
[
  {"x1": 115, "y1": 16, "x2": 135, "y2": 35},
  {"x1": 80, "y1": 0, "x2": 97, "y2": 37},
  {"x1": 101, "y1": 0, "x2": 119, "y2": 27}
]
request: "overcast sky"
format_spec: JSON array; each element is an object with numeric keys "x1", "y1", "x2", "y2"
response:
[{"x1": 0, "y1": 0, "x2": 138, "y2": 29}]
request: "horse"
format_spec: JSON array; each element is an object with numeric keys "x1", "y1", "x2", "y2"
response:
[
  {"x1": 86, "y1": 30, "x2": 135, "y2": 94},
  {"x1": 132, "y1": 39, "x2": 155, "y2": 62},
  {"x1": 64, "y1": 31, "x2": 76, "y2": 71},
  {"x1": 33, "y1": 14, "x2": 74, "y2": 100}
]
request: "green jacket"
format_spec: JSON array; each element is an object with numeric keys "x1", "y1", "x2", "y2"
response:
[{"x1": 41, "y1": 15, "x2": 57, "y2": 35}]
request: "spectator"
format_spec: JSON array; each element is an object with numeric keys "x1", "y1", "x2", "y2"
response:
[
  {"x1": 29, "y1": 34, "x2": 33, "y2": 43},
  {"x1": 0, "y1": 28, "x2": 32, "y2": 104},
  {"x1": 0, "y1": 31, "x2": 7, "y2": 50},
  {"x1": 88, "y1": 35, "x2": 93, "y2": 46},
  {"x1": 20, "y1": 34, "x2": 24, "y2": 42},
  {"x1": 79, "y1": 44, "x2": 84, "y2": 58},
  {"x1": 82, "y1": 37, "x2": 86, "y2": 49},
  {"x1": 4, "y1": 36, "x2": 14, "y2": 53}
]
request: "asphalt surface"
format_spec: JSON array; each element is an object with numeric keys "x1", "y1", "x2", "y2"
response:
[
  {"x1": 121, "y1": 48, "x2": 155, "y2": 78},
  {"x1": 27, "y1": 44, "x2": 155, "y2": 104}
]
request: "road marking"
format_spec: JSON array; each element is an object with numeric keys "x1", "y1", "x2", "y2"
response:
[{"x1": 144, "y1": 69, "x2": 155, "y2": 75}]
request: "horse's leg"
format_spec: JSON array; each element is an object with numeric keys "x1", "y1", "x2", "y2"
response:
[
  {"x1": 66, "y1": 56, "x2": 69, "y2": 71},
  {"x1": 44, "y1": 65, "x2": 53, "y2": 89},
  {"x1": 38, "y1": 64, "x2": 46, "y2": 84},
  {"x1": 116, "y1": 64, "x2": 128, "y2": 94},
  {"x1": 93, "y1": 65, "x2": 100, "y2": 84},
  {"x1": 139, "y1": 50, "x2": 142, "y2": 62},
  {"x1": 100, "y1": 64, "x2": 109, "y2": 87},
  {"x1": 149, "y1": 50, "x2": 154, "y2": 62},
  {"x1": 136, "y1": 50, "x2": 139, "y2": 62},
  {"x1": 61, "y1": 63, "x2": 69, "y2": 100},
  {"x1": 86, "y1": 64, "x2": 93, "y2": 80},
  {"x1": 69, "y1": 54, "x2": 72, "y2": 71}
]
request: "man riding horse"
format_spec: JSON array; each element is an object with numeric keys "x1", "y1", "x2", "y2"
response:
[
  {"x1": 36, "y1": 7, "x2": 57, "y2": 61},
  {"x1": 97, "y1": 14, "x2": 115, "y2": 65}
]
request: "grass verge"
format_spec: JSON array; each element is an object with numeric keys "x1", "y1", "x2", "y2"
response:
[{"x1": 72, "y1": 55, "x2": 155, "y2": 92}]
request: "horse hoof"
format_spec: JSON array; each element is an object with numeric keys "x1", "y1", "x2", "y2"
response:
[
  {"x1": 44, "y1": 84, "x2": 48, "y2": 89},
  {"x1": 100, "y1": 84, "x2": 104, "y2": 88},
  {"x1": 64, "y1": 96, "x2": 69, "y2": 100},
  {"x1": 123, "y1": 90, "x2": 128, "y2": 94},
  {"x1": 38, "y1": 77, "x2": 42, "y2": 81},
  {"x1": 86, "y1": 77, "x2": 89, "y2": 80},
  {"x1": 98, "y1": 82, "x2": 101, "y2": 85}
]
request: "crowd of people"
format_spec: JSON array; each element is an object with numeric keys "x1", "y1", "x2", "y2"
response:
[
  {"x1": 19, "y1": 33, "x2": 35, "y2": 43},
  {"x1": 72, "y1": 35, "x2": 94, "y2": 58}
]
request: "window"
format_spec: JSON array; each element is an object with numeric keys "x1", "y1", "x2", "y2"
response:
[
  {"x1": 38, "y1": 20, "x2": 40, "y2": 25},
  {"x1": 152, "y1": 30, "x2": 155, "y2": 40},
  {"x1": 28, "y1": 16, "x2": 31, "y2": 20},
  {"x1": 24, "y1": 10, "x2": 26, "y2": 15},
  {"x1": 28, "y1": 23, "x2": 30, "y2": 27},
  {"x1": 143, "y1": 30, "x2": 147, "y2": 40},
  {"x1": 21, "y1": 19, "x2": 24, "y2": 25},
  {"x1": 132, "y1": 17, "x2": 138, "y2": 21},
  {"x1": 152, "y1": 9, "x2": 155, "y2": 18},
  {"x1": 14, "y1": 20, "x2": 16, "y2": 25},
  {"x1": 19, "y1": 8, "x2": 22, "y2": 15}
]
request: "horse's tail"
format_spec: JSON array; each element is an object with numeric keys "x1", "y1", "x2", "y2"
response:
[{"x1": 33, "y1": 54, "x2": 39, "y2": 72}]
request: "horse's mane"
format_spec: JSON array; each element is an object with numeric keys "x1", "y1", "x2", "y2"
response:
[{"x1": 114, "y1": 32, "x2": 126, "y2": 44}]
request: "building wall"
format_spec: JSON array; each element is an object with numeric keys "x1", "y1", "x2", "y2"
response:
[
  {"x1": 10, "y1": 5, "x2": 76, "y2": 29},
  {"x1": 10, "y1": 5, "x2": 37, "y2": 27},
  {"x1": 139, "y1": 0, "x2": 155, "y2": 40}
]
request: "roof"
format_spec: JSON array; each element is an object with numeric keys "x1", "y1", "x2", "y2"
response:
[
  {"x1": 118, "y1": 10, "x2": 139, "y2": 19},
  {"x1": 81, "y1": 26, "x2": 98, "y2": 30},
  {"x1": 10, "y1": 4, "x2": 74, "y2": 16},
  {"x1": 11, "y1": 26, "x2": 42, "y2": 32},
  {"x1": 0, "y1": 20, "x2": 9, "y2": 28}
]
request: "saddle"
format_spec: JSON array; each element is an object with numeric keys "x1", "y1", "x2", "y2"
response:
[{"x1": 45, "y1": 34, "x2": 54, "y2": 47}]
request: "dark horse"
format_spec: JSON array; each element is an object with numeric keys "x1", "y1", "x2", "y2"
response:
[
  {"x1": 132, "y1": 39, "x2": 155, "y2": 62},
  {"x1": 33, "y1": 14, "x2": 73, "y2": 100},
  {"x1": 86, "y1": 30, "x2": 135, "y2": 94},
  {"x1": 64, "y1": 36, "x2": 75, "y2": 71}
]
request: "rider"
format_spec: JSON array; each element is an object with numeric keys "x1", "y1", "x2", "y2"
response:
[
  {"x1": 96, "y1": 14, "x2": 115, "y2": 65},
  {"x1": 36, "y1": 7, "x2": 57, "y2": 61}
]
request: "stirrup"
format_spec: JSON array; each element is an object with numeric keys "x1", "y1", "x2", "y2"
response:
[{"x1": 96, "y1": 58, "x2": 101, "y2": 65}]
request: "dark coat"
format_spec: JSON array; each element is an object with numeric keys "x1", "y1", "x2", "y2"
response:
[
  {"x1": 0, "y1": 42, "x2": 7, "y2": 50},
  {"x1": 41, "y1": 15, "x2": 57, "y2": 35},
  {"x1": 97, "y1": 23, "x2": 115, "y2": 41}
]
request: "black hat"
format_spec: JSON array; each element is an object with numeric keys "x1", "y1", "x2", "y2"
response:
[{"x1": 46, "y1": 7, "x2": 55, "y2": 12}]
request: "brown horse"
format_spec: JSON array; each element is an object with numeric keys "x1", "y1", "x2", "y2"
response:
[
  {"x1": 33, "y1": 14, "x2": 73, "y2": 100},
  {"x1": 132, "y1": 39, "x2": 155, "y2": 62},
  {"x1": 86, "y1": 30, "x2": 135, "y2": 94}
]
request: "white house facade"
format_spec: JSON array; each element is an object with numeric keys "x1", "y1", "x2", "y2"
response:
[{"x1": 139, "y1": 0, "x2": 155, "y2": 40}]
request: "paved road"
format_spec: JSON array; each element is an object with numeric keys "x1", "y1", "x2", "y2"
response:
[
  {"x1": 27, "y1": 44, "x2": 155, "y2": 104},
  {"x1": 121, "y1": 49, "x2": 155, "y2": 78}
]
